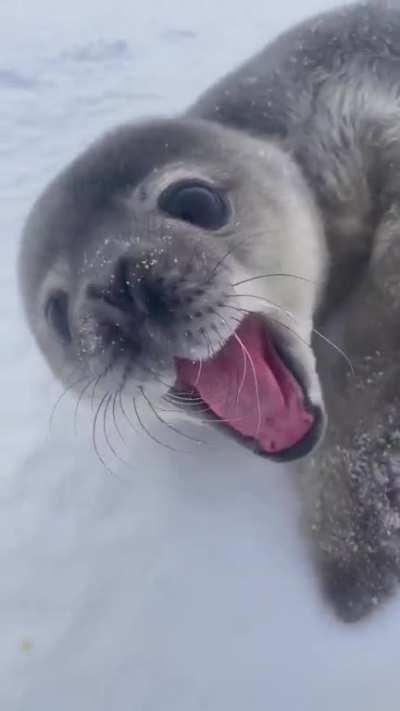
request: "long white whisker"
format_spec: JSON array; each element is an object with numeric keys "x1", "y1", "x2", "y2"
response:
[
  {"x1": 232, "y1": 273, "x2": 317, "y2": 287},
  {"x1": 233, "y1": 332, "x2": 262, "y2": 436},
  {"x1": 194, "y1": 358, "x2": 203, "y2": 387},
  {"x1": 140, "y1": 387, "x2": 206, "y2": 445},
  {"x1": 133, "y1": 396, "x2": 187, "y2": 454},
  {"x1": 227, "y1": 292, "x2": 354, "y2": 375}
]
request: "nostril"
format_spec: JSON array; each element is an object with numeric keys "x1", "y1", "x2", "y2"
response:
[
  {"x1": 107, "y1": 258, "x2": 135, "y2": 312},
  {"x1": 87, "y1": 259, "x2": 138, "y2": 313},
  {"x1": 87, "y1": 257, "x2": 173, "y2": 326},
  {"x1": 142, "y1": 281, "x2": 171, "y2": 324}
]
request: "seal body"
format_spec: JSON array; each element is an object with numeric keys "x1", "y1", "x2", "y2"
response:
[
  {"x1": 19, "y1": 1, "x2": 400, "y2": 621},
  {"x1": 188, "y1": 1, "x2": 400, "y2": 621}
]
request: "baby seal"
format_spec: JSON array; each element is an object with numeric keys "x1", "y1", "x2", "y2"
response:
[{"x1": 19, "y1": 0, "x2": 400, "y2": 621}]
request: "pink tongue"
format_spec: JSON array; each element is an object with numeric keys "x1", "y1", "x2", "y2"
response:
[{"x1": 175, "y1": 314, "x2": 314, "y2": 454}]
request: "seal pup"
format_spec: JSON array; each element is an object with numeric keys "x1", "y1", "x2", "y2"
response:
[{"x1": 19, "y1": 1, "x2": 400, "y2": 621}]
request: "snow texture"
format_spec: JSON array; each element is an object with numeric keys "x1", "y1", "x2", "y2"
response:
[{"x1": 2, "y1": 0, "x2": 400, "y2": 709}]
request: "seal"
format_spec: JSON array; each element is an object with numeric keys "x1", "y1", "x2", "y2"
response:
[{"x1": 19, "y1": 0, "x2": 400, "y2": 621}]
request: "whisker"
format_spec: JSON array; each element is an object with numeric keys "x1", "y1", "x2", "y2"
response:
[
  {"x1": 232, "y1": 273, "x2": 318, "y2": 288},
  {"x1": 158, "y1": 408, "x2": 253, "y2": 426},
  {"x1": 209, "y1": 319, "x2": 235, "y2": 411},
  {"x1": 92, "y1": 391, "x2": 124, "y2": 481},
  {"x1": 201, "y1": 311, "x2": 255, "y2": 422},
  {"x1": 164, "y1": 395, "x2": 205, "y2": 407},
  {"x1": 203, "y1": 232, "x2": 257, "y2": 287},
  {"x1": 226, "y1": 291, "x2": 292, "y2": 318},
  {"x1": 201, "y1": 327, "x2": 216, "y2": 360},
  {"x1": 235, "y1": 330, "x2": 247, "y2": 408},
  {"x1": 74, "y1": 374, "x2": 101, "y2": 435},
  {"x1": 49, "y1": 373, "x2": 86, "y2": 432},
  {"x1": 194, "y1": 327, "x2": 212, "y2": 361},
  {"x1": 223, "y1": 304, "x2": 254, "y2": 317},
  {"x1": 194, "y1": 358, "x2": 203, "y2": 387},
  {"x1": 140, "y1": 363, "x2": 175, "y2": 390},
  {"x1": 166, "y1": 390, "x2": 204, "y2": 403},
  {"x1": 162, "y1": 395, "x2": 211, "y2": 413},
  {"x1": 118, "y1": 389, "x2": 140, "y2": 434},
  {"x1": 140, "y1": 387, "x2": 206, "y2": 445},
  {"x1": 112, "y1": 388, "x2": 127, "y2": 445},
  {"x1": 202, "y1": 241, "x2": 243, "y2": 286},
  {"x1": 168, "y1": 399, "x2": 204, "y2": 408},
  {"x1": 225, "y1": 302, "x2": 312, "y2": 351},
  {"x1": 133, "y1": 396, "x2": 188, "y2": 454},
  {"x1": 311, "y1": 325, "x2": 355, "y2": 375},
  {"x1": 226, "y1": 293, "x2": 354, "y2": 374},
  {"x1": 161, "y1": 393, "x2": 215, "y2": 415},
  {"x1": 159, "y1": 405, "x2": 214, "y2": 415},
  {"x1": 233, "y1": 332, "x2": 262, "y2": 436},
  {"x1": 91, "y1": 368, "x2": 110, "y2": 411},
  {"x1": 102, "y1": 392, "x2": 131, "y2": 469}
]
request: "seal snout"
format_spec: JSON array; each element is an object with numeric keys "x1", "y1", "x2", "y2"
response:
[
  {"x1": 87, "y1": 256, "x2": 175, "y2": 327},
  {"x1": 79, "y1": 241, "x2": 230, "y2": 367}
]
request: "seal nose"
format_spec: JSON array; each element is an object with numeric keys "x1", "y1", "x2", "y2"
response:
[{"x1": 88, "y1": 256, "x2": 174, "y2": 328}]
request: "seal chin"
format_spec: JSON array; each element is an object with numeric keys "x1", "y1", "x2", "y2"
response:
[{"x1": 170, "y1": 312, "x2": 325, "y2": 461}]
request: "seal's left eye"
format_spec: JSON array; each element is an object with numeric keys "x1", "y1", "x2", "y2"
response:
[
  {"x1": 158, "y1": 181, "x2": 229, "y2": 230},
  {"x1": 45, "y1": 292, "x2": 72, "y2": 344}
]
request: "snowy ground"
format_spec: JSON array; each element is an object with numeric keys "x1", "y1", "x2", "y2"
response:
[{"x1": 2, "y1": 0, "x2": 400, "y2": 709}]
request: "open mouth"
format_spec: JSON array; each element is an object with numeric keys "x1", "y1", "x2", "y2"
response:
[{"x1": 173, "y1": 313, "x2": 322, "y2": 461}]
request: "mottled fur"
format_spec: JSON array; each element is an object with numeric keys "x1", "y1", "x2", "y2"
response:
[{"x1": 190, "y1": 0, "x2": 400, "y2": 620}]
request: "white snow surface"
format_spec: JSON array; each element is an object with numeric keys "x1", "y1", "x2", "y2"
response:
[{"x1": 2, "y1": 0, "x2": 400, "y2": 709}]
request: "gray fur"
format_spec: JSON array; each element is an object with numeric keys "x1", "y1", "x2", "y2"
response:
[
  {"x1": 189, "y1": 0, "x2": 400, "y2": 621},
  {"x1": 19, "y1": 1, "x2": 400, "y2": 621}
]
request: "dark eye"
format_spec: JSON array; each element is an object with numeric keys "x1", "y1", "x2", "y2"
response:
[
  {"x1": 45, "y1": 292, "x2": 71, "y2": 344},
  {"x1": 158, "y1": 181, "x2": 229, "y2": 230}
]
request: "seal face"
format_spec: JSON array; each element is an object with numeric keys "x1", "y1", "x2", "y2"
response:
[{"x1": 19, "y1": 118, "x2": 326, "y2": 460}]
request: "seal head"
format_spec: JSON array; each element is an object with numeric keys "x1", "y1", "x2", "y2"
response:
[{"x1": 19, "y1": 117, "x2": 327, "y2": 460}]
